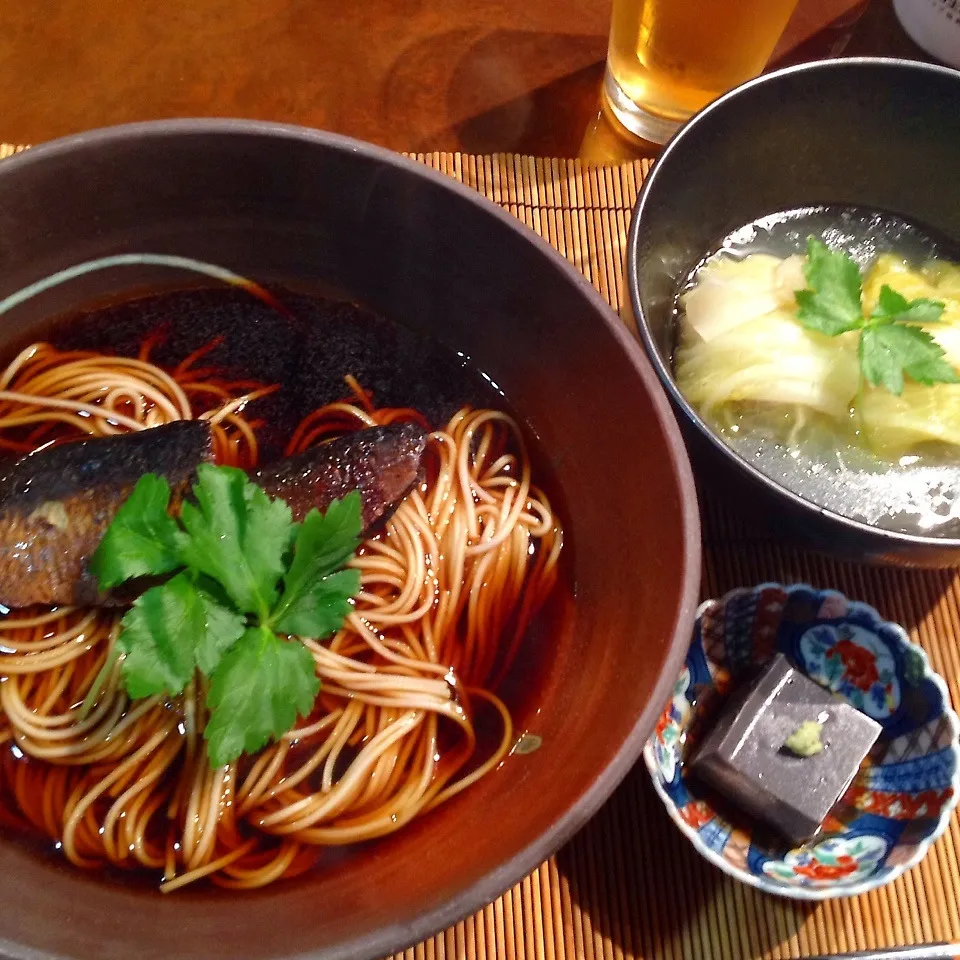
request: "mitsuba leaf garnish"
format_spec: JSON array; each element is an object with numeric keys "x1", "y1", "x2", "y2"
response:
[
  {"x1": 859, "y1": 324, "x2": 958, "y2": 396},
  {"x1": 795, "y1": 236, "x2": 958, "y2": 395},
  {"x1": 88, "y1": 474, "x2": 187, "y2": 589},
  {"x1": 117, "y1": 573, "x2": 246, "y2": 699},
  {"x1": 795, "y1": 238, "x2": 864, "y2": 336},
  {"x1": 269, "y1": 496, "x2": 363, "y2": 637},
  {"x1": 205, "y1": 626, "x2": 320, "y2": 768},
  {"x1": 90, "y1": 471, "x2": 363, "y2": 767},
  {"x1": 179, "y1": 465, "x2": 294, "y2": 619}
]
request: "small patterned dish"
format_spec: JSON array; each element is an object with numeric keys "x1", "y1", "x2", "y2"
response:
[{"x1": 643, "y1": 583, "x2": 960, "y2": 899}]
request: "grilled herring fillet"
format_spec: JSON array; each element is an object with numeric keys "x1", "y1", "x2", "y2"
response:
[
  {"x1": 250, "y1": 422, "x2": 426, "y2": 527},
  {"x1": 0, "y1": 421, "x2": 212, "y2": 609},
  {"x1": 0, "y1": 420, "x2": 426, "y2": 609}
]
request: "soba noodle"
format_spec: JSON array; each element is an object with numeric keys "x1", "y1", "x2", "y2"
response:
[{"x1": 0, "y1": 340, "x2": 562, "y2": 891}]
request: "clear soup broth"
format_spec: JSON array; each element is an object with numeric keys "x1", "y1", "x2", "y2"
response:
[{"x1": 674, "y1": 205, "x2": 960, "y2": 538}]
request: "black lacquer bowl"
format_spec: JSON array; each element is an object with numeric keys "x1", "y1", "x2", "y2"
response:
[{"x1": 628, "y1": 58, "x2": 960, "y2": 567}]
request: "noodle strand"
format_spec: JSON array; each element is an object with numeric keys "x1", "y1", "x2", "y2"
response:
[{"x1": 0, "y1": 342, "x2": 561, "y2": 890}]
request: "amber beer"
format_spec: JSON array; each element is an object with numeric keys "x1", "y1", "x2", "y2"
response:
[{"x1": 604, "y1": 0, "x2": 800, "y2": 142}]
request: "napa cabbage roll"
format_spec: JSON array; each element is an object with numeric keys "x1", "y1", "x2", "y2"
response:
[
  {"x1": 677, "y1": 248, "x2": 960, "y2": 460},
  {"x1": 859, "y1": 255, "x2": 960, "y2": 455},
  {"x1": 677, "y1": 255, "x2": 858, "y2": 422}
]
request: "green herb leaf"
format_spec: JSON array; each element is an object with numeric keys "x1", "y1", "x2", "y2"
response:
[
  {"x1": 794, "y1": 237, "x2": 865, "y2": 336},
  {"x1": 870, "y1": 284, "x2": 946, "y2": 326},
  {"x1": 95, "y1": 461, "x2": 362, "y2": 767},
  {"x1": 861, "y1": 323, "x2": 960, "y2": 395},
  {"x1": 89, "y1": 474, "x2": 186, "y2": 589},
  {"x1": 794, "y1": 237, "x2": 959, "y2": 395},
  {"x1": 272, "y1": 568, "x2": 360, "y2": 638},
  {"x1": 178, "y1": 464, "x2": 293, "y2": 618},
  {"x1": 270, "y1": 492, "x2": 363, "y2": 636},
  {"x1": 205, "y1": 625, "x2": 320, "y2": 767},
  {"x1": 117, "y1": 572, "x2": 246, "y2": 699}
]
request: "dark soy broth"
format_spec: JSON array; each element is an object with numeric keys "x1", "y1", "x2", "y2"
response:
[
  {"x1": 675, "y1": 206, "x2": 960, "y2": 537},
  {"x1": 0, "y1": 285, "x2": 573, "y2": 888}
]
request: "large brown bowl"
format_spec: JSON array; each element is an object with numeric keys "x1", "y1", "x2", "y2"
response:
[{"x1": 0, "y1": 121, "x2": 700, "y2": 960}]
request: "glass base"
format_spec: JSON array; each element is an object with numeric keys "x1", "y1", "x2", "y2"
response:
[{"x1": 602, "y1": 66, "x2": 682, "y2": 145}]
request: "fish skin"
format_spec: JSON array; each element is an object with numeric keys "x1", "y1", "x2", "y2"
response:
[
  {"x1": 0, "y1": 420, "x2": 426, "y2": 609},
  {"x1": 0, "y1": 421, "x2": 213, "y2": 609},
  {"x1": 250, "y1": 422, "x2": 427, "y2": 528}
]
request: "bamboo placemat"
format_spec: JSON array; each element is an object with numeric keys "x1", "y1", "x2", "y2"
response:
[{"x1": 1, "y1": 143, "x2": 958, "y2": 960}]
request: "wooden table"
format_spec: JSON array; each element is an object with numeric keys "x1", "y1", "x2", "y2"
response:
[{"x1": 0, "y1": 0, "x2": 934, "y2": 159}]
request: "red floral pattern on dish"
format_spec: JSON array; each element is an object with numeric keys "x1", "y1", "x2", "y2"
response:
[
  {"x1": 655, "y1": 709, "x2": 672, "y2": 744},
  {"x1": 680, "y1": 801, "x2": 713, "y2": 831},
  {"x1": 828, "y1": 638, "x2": 879, "y2": 691},
  {"x1": 846, "y1": 786, "x2": 955, "y2": 820},
  {"x1": 792, "y1": 854, "x2": 858, "y2": 880}
]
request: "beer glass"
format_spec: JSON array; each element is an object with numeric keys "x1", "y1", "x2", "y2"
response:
[{"x1": 603, "y1": 0, "x2": 801, "y2": 143}]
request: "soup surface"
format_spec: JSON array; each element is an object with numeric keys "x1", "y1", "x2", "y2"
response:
[{"x1": 674, "y1": 206, "x2": 960, "y2": 536}]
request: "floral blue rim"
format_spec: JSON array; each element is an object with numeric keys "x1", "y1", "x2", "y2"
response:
[{"x1": 643, "y1": 582, "x2": 960, "y2": 900}]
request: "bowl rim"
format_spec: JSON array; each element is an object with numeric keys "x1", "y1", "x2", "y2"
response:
[
  {"x1": 0, "y1": 118, "x2": 703, "y2": 960},
  {"x1": 643, "y1": 581, "x2": 960, "y2": 900},
  {"x1": 627, "y1": 56, "x2": 960, "y2": 551}
]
